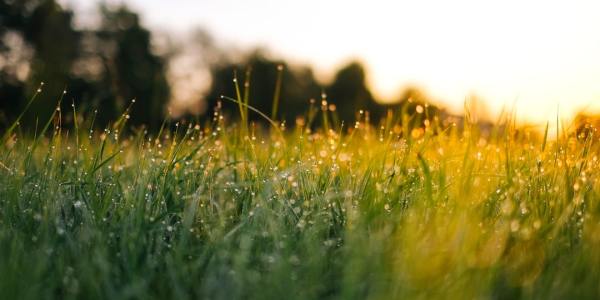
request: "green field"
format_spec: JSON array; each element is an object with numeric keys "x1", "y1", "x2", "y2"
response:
[{"x1": 1, "y1": 95, "x2": 600, "y2": 299}]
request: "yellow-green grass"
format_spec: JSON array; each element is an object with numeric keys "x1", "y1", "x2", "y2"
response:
[{"x1": 1, "y1": 95, "x2": 599, "y2": 299}]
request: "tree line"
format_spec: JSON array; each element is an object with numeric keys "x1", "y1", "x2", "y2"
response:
[{"x1": 1, "y1": 0, "x2": 443, "y2": 131}]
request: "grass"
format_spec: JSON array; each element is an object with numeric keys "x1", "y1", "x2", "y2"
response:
[{"x1": 1, "y1": 91, "x2": 600, "y2": 299}]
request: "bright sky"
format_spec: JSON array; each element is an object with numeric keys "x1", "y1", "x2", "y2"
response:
[{"x1": 67, "y1": 0, "x2": 600, "y2": 123}]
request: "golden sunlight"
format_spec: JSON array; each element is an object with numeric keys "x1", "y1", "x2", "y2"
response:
[{"x1": 85, "y1": 0, "x2": 600, "y2": 123}]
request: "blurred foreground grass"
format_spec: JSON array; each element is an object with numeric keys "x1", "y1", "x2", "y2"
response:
[{"x1": 1, "y1": 94, "x2": 600, "y2": 299}]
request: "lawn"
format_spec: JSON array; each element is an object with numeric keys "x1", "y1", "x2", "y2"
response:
[{"x1": 1, "y1": 94, "x2": 599, "y2": 299}]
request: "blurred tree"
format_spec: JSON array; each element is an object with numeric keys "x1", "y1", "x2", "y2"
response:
[
  {"x1": 0, "y1": 2, "x2": 171, "y2": 130},
  {"x1": 25, "y1": 0, "x2": 80, "y2": 122},
  {"x1": 0, "y1": 30, "x2": 30, "y2": 126},
  {"x1": 325, "y1": 61, "x2": 383, "y2": 123},
  {"x1": 0, "y1": 0, "x2": 79, "y2": 126},
  {"x1": 394, "y1": 86, "x2": 441, "y2": 130},
  {"x1": 205, "y1": 50, "x2": 321, "y2": 124},
  {"x1": 0, "y1": 1, "x2": 453, "y2": 133},
  {"x1": 93, "y1": 5, "x2": 170, "y2": 127},
  {"x1": 166, "y1": 29, "x2": 227, "y2": 116}
]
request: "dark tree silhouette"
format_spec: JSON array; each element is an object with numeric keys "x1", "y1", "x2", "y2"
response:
[
  {"x1": 0, "y1": 2, "x2": 170, "y2": 129},
  {"x1": 325, "y1": 61, "x2": 383, "y2": 123},
  {"x1": 26, "y1": 0, "x2": 80, "y2": 121},
  {"x1": 0, "y1": 0, "x2": 80, "y2": 126},
  {"x1": 392, "y1": 86, "x2": 442, "y2": 131},
  {"x1": 0, "y1": 1, "x2": 450, "y2": 132},
  {"x1": 206, "y1": 50, "x2": 321, "y2": 124},
  {"x1": 94, "y1": 5, "x2": 170, "y2": 127}
]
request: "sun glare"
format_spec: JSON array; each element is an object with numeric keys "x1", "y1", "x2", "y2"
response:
[{"x1": 85, "y1": 0, "x2": 600, "y2": 123}]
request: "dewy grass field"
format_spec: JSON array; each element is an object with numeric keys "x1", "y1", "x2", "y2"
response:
[{"x1": 1, "y1": 88, "x2": 600, "y2": 299}]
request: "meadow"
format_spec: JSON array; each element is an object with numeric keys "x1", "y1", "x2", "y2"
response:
[{"x1": 1, "y1": 89, "x2": 600, "y2": 299}]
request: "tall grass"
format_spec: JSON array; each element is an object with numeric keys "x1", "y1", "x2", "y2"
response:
[{"x1": 1, "y1": 88, "x2": 600, "y2": 299}]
